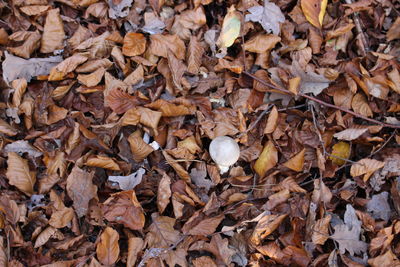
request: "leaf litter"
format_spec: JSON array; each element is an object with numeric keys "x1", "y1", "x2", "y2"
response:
[{"x1": 0, "y1": 0, "x2": 399, "y2": 266}]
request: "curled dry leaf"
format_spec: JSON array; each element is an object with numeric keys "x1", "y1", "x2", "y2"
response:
[
  {"x1": 108, "y1": 168, "x2": 145, "y2": 191},
  {"x1": 171, "y1": 7, "x2": 207, "y2": 40},
  {"x1": 0, "y1": 119, "x2": 18, "y2": 136},
  {"x1": 127, "y1": 237, "x2": 144, "y2": 267},
  {"x1": 77, "y1": 67, "x2": 105, "y2": 87},
  {"x1": 105, "y1": 88, "x2": 146, "y2": 114},
  {"x1": 102, "y1": 190, "x2": 145, "y2": 230},
  {"x1": 85, "y1": 155, "x2": 121, "y2": 171},
  {"x1": 96, "y1": 227, "x2": 120, "y2": 266},
  {"x1": 8, "y1": 31, "x2": 41, "y2": 59},
  {"x1": 162, "y1": 150, "x2": 190, "y2": 181},
  {"x1": 34, "y1": 226, "x2": 56, "y2": 248},
  {"x1": 244, "y1": 34, "x2": 281, "y2": 53},
  {"x1": 128, "y1": 131, "x2": 154, "y2": 162},
  {"x1": 264, "y1": 106, "x2": 278, "y2": 134},
  {"x1": 312, "y1": 215, "x2": 331, "y2": 245},
  {"x1": 352, "y1": 93, "x2": 373, "y2": 117},
  {"x1": 40, "y1": 9, "x2": 65, "y2": 53},
  {"x1": 254, "y1": 140, "x2": 278, "y2": 177},
  {"x1": 350, "y1": 158, "x2": 385, "y2": 181},
  {"x1": 283, "y1": 148, "x2": 306, "y2": 172},
  {"x1": 333, "y1": 128, "x2": 368, "y2": 141},
  {"x1": 250, "y1": 213, "x2": 287, "y2": 246},
  {"x1": 149, "y1": 34, "x2": 186, "y2": 60},
  {"x1": 122, "y1": 33, "x2": 146, "y2": 57},
  {"x1": 6, "y1": 152, "x2": 36, "y2": 196},
  {"x1": 49, "y1": 54, "x2": 88, "y2": 81},
  {"x1": 187, "y1": 36, "x2": 204, "y2": 74},
  {"x1": 301, "y1": 0, "x2": 327, "y2": 28},
  {"x1": 66, "y1": 166, "x2": 97, "y2": 217}
]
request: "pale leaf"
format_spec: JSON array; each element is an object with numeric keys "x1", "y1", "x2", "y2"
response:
[
  {"x1": 108, "y1": 168, "x2": 145, "y2": 190},
  {"x1": 245, "y1": 0, "x2": 285, "y2": 35},
  {"x1": 157, "y1": 172, "x2": 171, "y2": 214},
  {"x1": 34, "y1": 226, "x2": 56, "y2": 248},
  {"x1": 108, "y1": 0, "x2": 133, "y2": 19},
  {"x1": 40, "y1": 8, "x2": 65, "y2": 53},
  {"x1": 334, "y1": 128, "x2": 367, "y2": 141},
  {"x1": 6, "y1": 152, "x2": 36, "y2": 196},
  {"x1": 217, "y1": 5, "x2": 241, "y2": 48}
]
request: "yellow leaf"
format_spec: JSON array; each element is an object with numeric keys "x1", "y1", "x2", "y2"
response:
[
  {"x1": 254, "y1": 140, "x2": 278, "y2": 177},
  {"x1": 301, "y1": 0, "x2": 328, "y2": 28},
  {"x1": 283, "y1": 148, "x2": 305, "y2": 172},
  {"x1": 350, "y1": 158, "x2": 385, "y2": 181},
  {"x1": 330, "y1": 141, "x2": 350, "y2": 165},
  {"x1": 217, "y1": 5, "x2": 241, "y2": 48}
]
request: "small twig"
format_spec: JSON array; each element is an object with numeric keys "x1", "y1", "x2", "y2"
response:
[
  {"x1": 344, "y1": 0, "x2": 368, "y2": 55},
  {"x1": 369, "y1": 130, "x2": 397, "y2": 156},
  {"x1": 242, "y1": 71, "x2": 400, "y2": 129}
]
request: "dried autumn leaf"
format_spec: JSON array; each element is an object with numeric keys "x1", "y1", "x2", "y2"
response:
[
  {"x1": 127, "y1": 237, "x2": 144, "y2": 267},
  {"x1": 96, "y1": 227, "x2": 120, "y2": 266},
  {"x1": 162, "y1": 150, "x2": 191, "y2": 181},
  {"x1": 34, "y1": 226, "x2": 56, "y2": 248},
  {"x1": 187, "y1": 36, "x2": 204, "y2": 74},
  {"x1": 77, "y1": 67, "x2": 105, "y2": 87},
  {"x1": 264, "y1": 106, "x2": 278, "y2": 134},
  {"x1": 146, "y1": 99, "x2": 194, "y2": 117},
  {"x1": 11, "y1": 78, "x2": 27, "y2": 108},
  {"x1": 301, "y1": 0, "x2": 327, "y2": 28},
  {"x1": 254, "y1": 140, "x2": 278, "y2": 177},
  {"x1": 85, "y1": 155, "x2": 120, "y2": 171},
  {"x1": 40, "y1": 9, "x2": 65, "y2": 53},
  {"x1": 350, "y1": 158, "x2": 385, "y2": 181},
  {"x1": 20, "y1": 5, "x2": 50, "y2": 16},
  {"x1": 288, "y1": 76, "x2": 301, "y2": 95},
  {"x1": 312, "y1": 215, "x2": 331, "y2": 245},
  {"x1": 49, "y1": 54, "x2": 88, "y2": 81},
  {"x1": 66, "y1": 166, "x2": 97, "y2": 217},
  {"x1": 283, "y1": 148, "x2": 305, "y2": 172},
  {"x1": 122, "y1": 32, "x2": 146, "y2": 56},
  {"x1": 167, "y1": 51, "x2": 187, "y2": 91},
  {"x1": 171, "y1": 7, "x2": 207, "y2": 40},
  {"x1": 244, "y1": 34, "x2": 281, "y2": 53},
  {"x1": 387, "y1": 17, "x2": 400, "y2": 41},
  {"x1": 272, "y1": 177, "x2": 307, "y2": 193},
  {"x1": 128, "y1": 131, "x2": 154, "y2": 162},
  {"x1": 250, "y1": 213, "x2": 287, "y2": 245},
  {"x1": 333, "y1": 128, "x2": 367, "y2": 141},
  {"x1": 6, "y1": 152, "x2": 36, "y2": 196},
  {"x1": 185, "y1": 214, "x2": 224, "y2": 236},
  {"x1": 124, "y1": 65, "x2": 144, "y2": 86},
  {"x1": 157, "y1": 172, "x2": 172, "y2": 214},
  {"x1": 102, "y1": 190, "x2": 145, "y2": 230},
  {"x1": 0, "y1": 119, "x2": 18, "y2": 136},
  {"x1": 105, "y1": 88, "x2": 146, "y2": 114},
  {"x1": 245, "y1": 0, "x2": 285, "y2": 35},
  {"x1": 352, "y1": 93, "x2": 373, "y2": 117},
  {"x1": 330, "y1": 141, "x2": 350, "y2": 165},
  {"x1": 149, "y1": 34, "x2": 186, "y2": 60},
  {"x1": 368, "y1": 249, "x2": 400, "y2": 267},
  {"x1": 217, "y1": 5, "x2": 241, "y2": 48},
  {"x1": 108, "y1": 168, "x2": 145, "y2": 191},
  {"x1": 312, "y1": 179, "x2": 332, "y2": 204},
  {"x1": 145, "y1": 213, "x2": 180, "y2": 248},
  {"x1": 49, "y1": 207, "x2": 74, "y2": 228}
]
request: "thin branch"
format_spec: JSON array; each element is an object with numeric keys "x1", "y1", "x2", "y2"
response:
[{"x1": 242, "y1": 71, "x2": 400, "y2": 129}]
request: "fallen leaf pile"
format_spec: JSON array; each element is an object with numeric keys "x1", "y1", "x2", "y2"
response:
[{"x1": 0, "y1": 0, "x2": 400, "y2": 266}]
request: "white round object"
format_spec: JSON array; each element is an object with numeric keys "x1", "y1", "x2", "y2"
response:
[{"x1": 209, "y1": 136, "x2": 240, "y2": 174}]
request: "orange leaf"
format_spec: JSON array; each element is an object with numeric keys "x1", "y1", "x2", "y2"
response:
[
  {"x1": 122, "y1": 33, "x2": 146, "y2": 57},
  {"x1": 283, "y1": 148, "x2": 305, "y2": 172},
  {"x1": 96, "y1": 227, "x2": 120, "y2": 266},
  {"x1": 350, "y1": 158, "x2": 385, "y2": 181},
  {"x1": 264, "y1": 106, "x2": 279, "y2": 134},
  {"x1": 6, "y1": 152, "x2": 36, "y2": 196},
  {"x1": 40, "y1": 9, "x2": 65, "y2": 53}
]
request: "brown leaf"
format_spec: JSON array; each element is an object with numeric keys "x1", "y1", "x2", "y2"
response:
[
  {"x1": 312, "y1": 179, "x2": 332, "y2": 204},
  {"x1": 124, "y1": 64, "x2": 144, "y2": 86},
  {"x1": 145, "y1": 213, "x2": 180, "y2": 248},
  {"x1": 145, "y1": 99, "x2": 195, "y2": 117},
  {"x1": 171, "y1": 7, "x2": 206, "y2": 40},
  {"x1": 102, "y1": 190, "x2": 145, "y2": 230},
  {"x1": 122, "y1": 33, "x2": 146, "y2": 56},
  {"x1": 11, "y1": 78, "x2": 27, "y2": 108},
  {"x1": 192, "y1": 256, "x2": 217, "y2": 267},
  {"x1": 105, "y1": 88, "x2": 146, "y2": 114},
  {"x1": 0, "y1": 237, "x2": 7, "y2": 266},
  {"x1": 85, "y1": 155, "x2": 121, "y2": 171},
  {"x1": 47, "y1": 104, "x2": 68, "y2": 125},
  {"x1": 312, "y1": 215, "x2": 331, "y2": 245},
  {"x1": 301, "y1": 0, "x2": 327, "y2": 28},
  {"x1": 254, "y1": 140, "x2": 278, "y2": 177},
  {"x1": 77, "y1": 67, "x2": 105, "y2": 87},
  {"x1": 250, "y1": 213, "x2": 287, "y2": 245},
  {"x1": 264, "y1": 106, "x2": 279, "y2": 134},
  {"x1": 283, "y1": 148, "x2": 306, "y2": 172},
  {"x1": 167, "y1": 51, "x2": 187, "y2": 91},
  {"x1": 185, "y1": 214, "x2": 224, "y2": 236},
  {"x1": 350, "y1": 158, "x2": 385, "y2": 181},
  {"x1": 49, "y1": 54, "x2": 88, "y2": 81},
  {"x1": 40, "y1": 9, "x2": 65, "y2": 53},
  {"x1": 0, "y1": 119, "x2": 18, "y2": 136},
  {"x1": 264, "y1": 189, "x2": 290, "y2": 210},
  {"x1": 8, "y1": 31, "x2": 41, "y2": 59},
  {"x1": 369, "y1": 249, "x2": 400, "y2": 267},
  {"x1": 187, "y1": 36, "x2": 204, "y2": 74},
  {"x1": 149, "y1": 34, "x2": 185, "y2": 60},
  {"x1": 96, "y1": 227, "x2": 120, "y2": 266},
  {"x1": 6, "y1": 152, "x2": 36, "y2": 196},
  {"x1": 162, "y1": 150, "x2": 190, "y2": 181},
  {"x1": 66, "y1": 166, "x2": 97, "y2": 217},
  {"x1": 257, "y1": 242, "x2": 291, "y2": 265},
  {"x1": 34, "y1": 226, "x2": 57, "y2": 248},
  {"x1": 49, "y1": 207, "x2": 74, "y2": 228},
  {"x1": 127, "y1": 237, "x2": 144, "y2": 267},
  {"x1": 244, "y1": 34, "x2": 281, "y2": 53},
  {"x1": 128, "y1": 131, "x2": 154, "y2": 162},
  {"x1": 352, "y1": 93, "x2": 373, "y2": 117},
  {"x1": 157, "y1": 172, "x2": 171, "y2": 214},
  {"x1": 136, "y1": 107, "x2": 162, "y2": 134},
  {"x1": 20, "y1": 5, "x2": 51, "y2": 16},
  {"x1": 387, "y1": 17, "x2": 400, "y2": 41}
]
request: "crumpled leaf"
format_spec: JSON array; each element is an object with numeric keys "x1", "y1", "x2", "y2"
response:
[
  {"x1": 108, "y1": 168, "x2": 146, "y2": 190},
  {"x1": 2, "y1": 52, "x2": 62, "y2": 84},
  {"x1": 245, "y1": 0, "x2": 285, "y2": 35},
  {"x1": 301, "y1": 0, "x2": 327, "y2": 28},
  {"x1": 6, "y1": 152, "x2": 36, "y2": 196},
  {"x1": 217, "y1": 5, "x2": 241, "y2": 49},
  {"x1": 102, "y1": 190, "x2": 145, "y2": 230},
  {"x1": 367, "y1": 192, "x2": 391, "y2": 221},
  {"x1": 40, "y1": 8, "x2": 65, "y2": 53},
  {"x1": 85, "y1": 155, "x2": 120, "y2": 171},
  {"x1": 66, "y1": 166, "x2": 97, "y2": 217},
  {"x1": 350, "y1": 158, "x2": 385, "y2": 181},
  {"x1": 48, "y1": 207, "x2": 74, "y2": 228},
  {"x1": 96, "y1": 227, "x2": 120, "y2": 266},
  {"x1": 290, "y1": 61, "x2": 330, "y2": 95},
  {"x1": 108, "y1": 0, "x2": 133, "y2": 19},
  {"x1": 149, "y1": 34, "x2": 186, "y2": 60},
  {"x1": 330, "y1": 204, "x2": 368, "y2": 256},
  {"x1": 333, "y1": 128, "x2": 368, "y2": 141}
]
